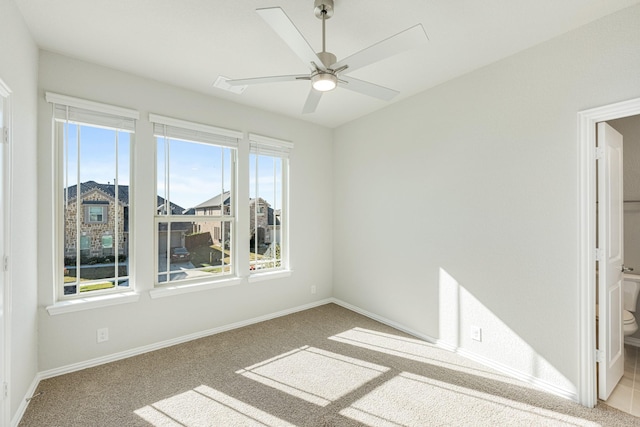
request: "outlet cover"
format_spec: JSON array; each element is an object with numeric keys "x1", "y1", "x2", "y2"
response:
[
  {"x1": 311, "y1": 285, "x2": 317, "y2": 294},
  {"x1": 471, "y1": 326, "x2": 482, "y2": 342},
  {"x1": 97, "y1": 328, "x2": 109, "y2": 343}
]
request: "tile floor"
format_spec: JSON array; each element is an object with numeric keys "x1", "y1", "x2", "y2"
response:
[{"x1": 604, "y1": 344, "x2": 640, "y2": 416}]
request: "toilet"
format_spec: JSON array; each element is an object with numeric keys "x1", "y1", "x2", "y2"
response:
[
  {"x1": 597, "y1": 274, "x2": 640, "y2": 336},
  {"x1": 623, "y1": 273, "x2": 640, "y2": 336}
]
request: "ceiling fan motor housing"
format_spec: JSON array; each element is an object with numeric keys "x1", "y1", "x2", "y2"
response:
[
  {"x1": 317, "y1": 51, "x2": 336, "y2": 68},
  {"x1": 314, "y1": 0, "x2": 334, "y2": 19}
]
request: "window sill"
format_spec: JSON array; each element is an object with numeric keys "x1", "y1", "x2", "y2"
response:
[
  {"x1": 150, "y1": 277, "x2": 242, "y2": 299},
  {"x1": 248, "y1": 269, "x2": 292, "y2": 283},
  {"x1": 46, "y1": 291, "x2": 140, "y2": 316}
]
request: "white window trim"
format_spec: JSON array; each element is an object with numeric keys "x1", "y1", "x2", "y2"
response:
[
  {"x1": 149, "y1": 277, "x2": 242, "y2": 299},
  {"x1": 46, "y1": 292, "x2": 140, "y2": 315},
  {"x1": 248, "y1": 270, "x2": 293, "y2": 283},
  {"x1": 248, "y1": 133, "x2": 292, "y2": 278},
  {"x1": 149, "y1": 113, "x2": 242, "y2": 140},
  {"x1": 151, "y1": 113, "x2": 241, "y2": 288},
  {"x1": 48, "y1": 93, "x2": 137, "y2": 303},
  {"x1": 46, "y1": 92, "x2": 140, "y2": 121}
]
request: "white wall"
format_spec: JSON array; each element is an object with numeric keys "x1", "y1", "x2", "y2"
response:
[
  {"x1": 0, "y1": 0, "x2": 39, "y2": 421},
  {"x1": 333, "y1": 4, "x2": 640, "y2": 396},
  {"x1": 37, "y1": 51, "x2": 333, "y2": 371}
]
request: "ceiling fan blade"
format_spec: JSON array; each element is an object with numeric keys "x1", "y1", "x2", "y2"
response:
[
  {"x1": 226, "y1": 74, "x2": 309, "y2": 86},
  {"x1": 302, "y1": 89, "x2": 323, "y2": 114},
  {"x1": 340, "y1": 76, "x2": 399, "y2": 101},
  {"x1": 332, "y1": 24, "x2": 428, "y2": 72},
  {"x1": 257, "y1": 7, "x2": 326, "y2": 71}
]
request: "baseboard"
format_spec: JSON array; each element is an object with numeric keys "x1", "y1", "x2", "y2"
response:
[
  {"x1": 10, "y1": 375, "x2": 40, "y2": 427},
  {"x1": 38, "y1": 298, "x2": 333, "y2": 381},
  {"x1": 330, "y1": 298, "x2": 579, "y2": 403},
  {"x1": 18, "y1": 297, "x2": 578, "y2": 425},
  {"x1": 625, "y1": 336, "x2": 640, "y2": 348}
]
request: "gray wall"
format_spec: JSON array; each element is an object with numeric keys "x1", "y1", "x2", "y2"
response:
[
  {"x1": 0, "y1": 0, "x2": 39, "y2": 422},
  {"x1": 333, "y1": 4, "x2": 640, "y2": 396},
  {"x1": 36, "y1": 51, "x2": 334, "y2": 371}
]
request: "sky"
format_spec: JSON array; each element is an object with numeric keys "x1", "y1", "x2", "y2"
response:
[{"x1": 64, "y1": 123, "x2": 282, "y2": 212}]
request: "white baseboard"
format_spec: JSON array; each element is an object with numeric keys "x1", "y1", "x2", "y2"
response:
[
  {"x1": 13, "y1": 298, "x2": 332, "y2": 426},
  {"x1": 330, "y1": 298, "x2": 578, "y2": 403},
  {"x1": 16, "y1": 297, "x2": 579, "y2": 425},
  {"x1": 11, "y1": 375, "x2": 40, "y2": 427},
  {"x1": 39, "y1": 298, "x2": 333, "y2": 380}
]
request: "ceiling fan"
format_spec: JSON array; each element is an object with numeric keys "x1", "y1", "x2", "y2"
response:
[{"x1": 226, "y1": 0, "x2": 428, "y2": 114}]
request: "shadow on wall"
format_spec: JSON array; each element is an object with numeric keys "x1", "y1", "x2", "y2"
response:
[{"x1": 438, "y1": 268, "x2": 575, "y2": 396}]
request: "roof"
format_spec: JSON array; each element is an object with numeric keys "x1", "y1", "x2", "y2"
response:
[
  {"x1": 194, "y1": 193, "x2": 280, "y2": 226},
  {"x1": 194, "y1": 191, "x2": 231, "y2": 209},
  {"x1": 65, "y1": 181, "x2": 186, "y2": 214}
]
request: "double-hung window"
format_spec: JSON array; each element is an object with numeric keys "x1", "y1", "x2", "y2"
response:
[
  {"x1": 47, "y1": 93, "x2": 137, "y2": 298},
  {"x1": 249, "y1": 134, "x2": 291, "y2": 273},
  {"x1": 152, "y1": 114, "x2": 241, "y2": 285}
]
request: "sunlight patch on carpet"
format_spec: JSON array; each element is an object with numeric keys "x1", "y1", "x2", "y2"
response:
[
  {"x1": 236, "y1": 345, "x2": 389, "y2": 406},
  {"x1": 329, "y1": 327, "x2": 532, "y2": 387},
  {"x1": 134, "y1": 385, "x2": 295, "y2": 426},
  {"x1": 340, "y1": 372, "x2": 601, "y2": 427}
]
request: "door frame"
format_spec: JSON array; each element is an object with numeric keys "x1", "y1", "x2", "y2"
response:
[
  {"x1": 578, "y1": 97, "x2": 640, "y2": 407},
  {"x1": 0, "y1": 77, "x2": 11, "y2": 427}
]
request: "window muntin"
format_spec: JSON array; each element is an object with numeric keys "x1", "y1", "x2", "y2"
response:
[
  {"x1": 249, "y1": 134, "x2": 291, "y2": 274},
  {"x1": 54, "y1": 111, "x2": 134, "y2": 298},
  {"x1": 153, "y1": 115, "x2": 239, "y2": 286}
]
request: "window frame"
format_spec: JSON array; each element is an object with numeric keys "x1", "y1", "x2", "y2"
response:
[
  {"x1": 150, "y1": 114, "x2": 242, "y2": 289},
  {"x1": 46, "y1": 92, "x2": 138, "y2": 302},
  {"x1": 85, "y1": 204, "x2": 108, "y2": 224},
  {"x1": 248, "y1": 133, "x2": 292, "y2": 277}
]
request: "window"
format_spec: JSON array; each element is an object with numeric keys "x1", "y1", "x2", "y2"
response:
[
  {"x1": 151, "y1": 114, "x2": 241, "y2": 286},
  {"x1": 46, "y1": 92, "x2": 137, "y2": 299},
  {"x1": 85, "y1": 203, "x2": 107, "y2": 223},
  {"x1": 249, "y1": 134, "x2": 291, "y2": 273}
]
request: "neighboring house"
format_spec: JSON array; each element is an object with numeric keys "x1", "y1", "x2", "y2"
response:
[
  {"x1": 63, "y1": 181, "x2": 131, "y2": 260},
  {"x1": 193, "y1": 192, "x2": 280, "y2": 249},
  {"x1": 193, "y1": 191, "x2": 232, "y2": 247},
  {"x1": 156, "y1": 195, "x2": 191, "y2": 254},
  {"x1": 250, "y1": 198, "x2": 281, "y2": 249},
  {"x1": 64, "y1": 181, "x2": 188, "y2": 259}
]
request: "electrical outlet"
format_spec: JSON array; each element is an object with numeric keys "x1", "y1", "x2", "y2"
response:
[
  {"x1": 471, "y1": 326, "x2": 482, "y2": 342},
  {"x1": 311, "y1": 285, "x2": 317, "y2": 294},
  {"x1": 97, "y1": 328, "x2": 109, "y2": 343}
]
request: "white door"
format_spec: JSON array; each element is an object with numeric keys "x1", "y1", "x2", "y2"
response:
[{"x1": 598, "y1": 122, "x2": 625, "y2": 400}]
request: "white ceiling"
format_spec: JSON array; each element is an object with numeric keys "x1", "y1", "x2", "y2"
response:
[{"x1": 14, "y1": 0, "x2": 640, "y2": 128}]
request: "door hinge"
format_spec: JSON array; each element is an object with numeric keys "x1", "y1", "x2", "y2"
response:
[
  {"x1": 2, "y1": 382, "x2": 7, "y2": 399},
  {"x1": 595, "y1": 349, "x2": 604, "y2": 363},
  {"x1": 595, "y1": 147, "x2": 604, "y2": 160},
  {"x1": 3, "y1": 255, "x2": 7, "y2": 272},
  {"x1": 595, "y1": 248, "x2": 603, "y2": 262},
  {"x1": 1, "y1": 127, "x2": 7, "y2": 144}
]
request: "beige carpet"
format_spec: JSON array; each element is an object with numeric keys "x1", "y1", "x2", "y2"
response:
[{"x1": 18, "y1": 303, "x2": 639, "y2": 426}]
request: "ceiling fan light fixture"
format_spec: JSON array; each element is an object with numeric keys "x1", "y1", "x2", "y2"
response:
[{"x1": 311, "y1": 72, "x2": 337, "y2": 91}]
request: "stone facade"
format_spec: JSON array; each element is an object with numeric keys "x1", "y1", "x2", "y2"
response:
[{"x1": 64, "y1": 188, "x2": 128, "y2": 258}]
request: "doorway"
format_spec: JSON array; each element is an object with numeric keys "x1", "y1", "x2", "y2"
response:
[
  {"x1": 597, "y1": 115, "x2": 640, "y2": 414},
  {"x1": 578, "y1": 97, "x2": 640, "y2": 408}
]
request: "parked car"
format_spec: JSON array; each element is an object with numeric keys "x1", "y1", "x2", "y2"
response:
[{"x1": 170, "y1": 247, "x2": 190, "y2": 263}]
